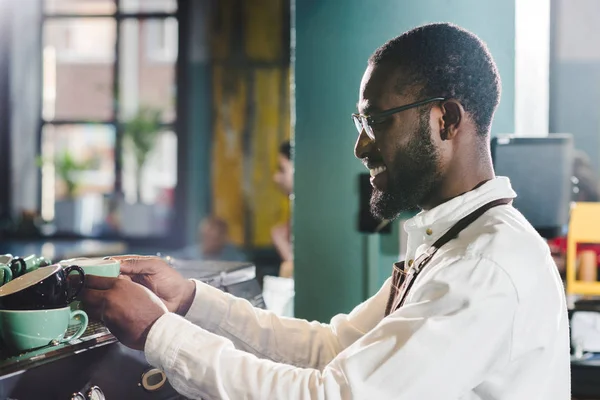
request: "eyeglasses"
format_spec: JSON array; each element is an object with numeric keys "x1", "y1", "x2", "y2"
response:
[{"x1": 352, "y1": 97, "x2": 446, "y2": 140}]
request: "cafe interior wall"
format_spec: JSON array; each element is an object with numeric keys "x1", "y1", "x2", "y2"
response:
[
  {"x1": 2, "y1": 0, "x2": 290, "y2": 249},
  {"x1": 550, "y1": 0, "x2": 600, "y2": 172},
  {"x1": 293, "y1": 0, "x2": 517, "y2": 322},
  {"x1": 206, "y1": 0, "x2": 292, "y2": 249}
]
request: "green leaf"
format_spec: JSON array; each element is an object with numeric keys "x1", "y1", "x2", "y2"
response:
[{"x1": 121, "y1": 105, "x2": 163, "y2": 168}]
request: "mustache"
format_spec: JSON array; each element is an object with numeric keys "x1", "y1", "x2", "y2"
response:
[{"x1": 362, "y1": 158, "x2": 386, "y2": 170}]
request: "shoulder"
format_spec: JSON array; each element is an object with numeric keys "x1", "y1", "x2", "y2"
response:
[{"x1": 435, "y1": 205, "x2": 565, "y2": 323}]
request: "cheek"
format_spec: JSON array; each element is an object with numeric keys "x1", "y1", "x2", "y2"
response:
[{"x1": 378, "y1": 124, "x2": 413, "y2": 164}]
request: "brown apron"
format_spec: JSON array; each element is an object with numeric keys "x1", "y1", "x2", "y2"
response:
[{"x1": 384, "y1": 198, "x2": 513, "y2": 316}]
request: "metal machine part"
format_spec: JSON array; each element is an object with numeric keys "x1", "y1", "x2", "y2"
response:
[
  {"x1": 0, "y1": 261, "x2": 264, "y2": 399},
  {"x1": 87, "y1": 386, "x2": 106, "y2": 400},
  {"x1": 141, "y1": 368, "x2": 168, "y2": 392},
  {"x1": 71, "y1": 386, "x2": 106, "y2": 400}
]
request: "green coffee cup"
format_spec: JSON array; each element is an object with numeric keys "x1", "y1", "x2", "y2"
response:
[
  {"x1": 0, "y1": 306, "x2": 88, "y2": 354},
  {"x1": 60, "y1": 257, "x2": 120, "y2": 278},
  {"x1": 22, "y1": 254, "x2": 52, "y2": 274},
  {"x1": 0, "y1": 264, "x2": 12, "y2": 285},
  {"x1": 0, "y1": 254, "x2": 25, "y2": 284}
]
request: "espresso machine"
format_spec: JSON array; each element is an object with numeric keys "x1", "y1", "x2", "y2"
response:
[{"x1": 0, "y1": 260, "x2": 265, "y2": 400}]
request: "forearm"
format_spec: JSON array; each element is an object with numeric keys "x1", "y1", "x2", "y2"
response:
[
  {"x1": 184, "y1": 279, "x2": 341, "y2": 369},
  {"x1": 146, "y1": 314, "x2": 349, "y2": 400},
  {"x1": 273, "y1": 237, "x2": 293, "y2": 261}
]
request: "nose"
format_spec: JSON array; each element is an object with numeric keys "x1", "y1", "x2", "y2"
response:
[{"x1": 354, "y1": 128, "x2": 373, "y2": 160}]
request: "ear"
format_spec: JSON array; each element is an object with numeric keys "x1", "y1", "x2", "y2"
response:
[{"x1": 440, "y1": 100, "x2": 464, "y2": 141}]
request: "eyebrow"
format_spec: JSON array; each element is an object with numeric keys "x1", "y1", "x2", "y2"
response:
[{"x1": 356, "y1": 101, "x2": 380, "y2": 115}]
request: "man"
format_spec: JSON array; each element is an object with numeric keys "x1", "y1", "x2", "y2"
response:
[
  {"x1": 175, "y1": 216, "x2": 246, "y2": 262},
  {"x1": 81, "y1": 23, "x2": 570, "y2": 399},
  {"x1": 272, "y1": 141, "x2": 294, "y2": 277}
]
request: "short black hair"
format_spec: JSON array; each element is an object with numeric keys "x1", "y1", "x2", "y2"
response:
[
  {"x1": 279, "y1": 141, "x2": 291, "y2": 160},
  {"x1": 369, "y1": 23, "x2": 501, "y2": 136}
]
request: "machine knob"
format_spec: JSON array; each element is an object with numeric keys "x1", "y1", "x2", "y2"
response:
[
  {"x1": 86, "y1": 386, "x2": 105, "y2": 400},
  {"x1": 70, "y1": 393, "x2": 85, "y2": 400},
  {"x1": 140, "y1": 368, "x2": 167, "y2": 391}
]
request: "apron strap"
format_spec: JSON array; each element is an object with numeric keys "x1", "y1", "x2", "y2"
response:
[{"x1": 384, "y1": 197, "x2": 513, "y2": 316}]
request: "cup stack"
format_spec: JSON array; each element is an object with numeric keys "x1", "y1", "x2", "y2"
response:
[{"x1": 0, "y1": 255, "x2": 88, "y2": 356}]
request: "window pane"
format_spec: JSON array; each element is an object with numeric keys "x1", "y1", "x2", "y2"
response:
[
  {"x1": 120, "y1": 130, "x2": 177, "y2": 237},
  {"x1": 119, "y1": 0, "x2": 177, "y2": 13},
  {"x1": 119, "y1": 18, "x2": 177, "y2": 123},
  {"x1": 45, "y1": 0, "x2": 116, "y2": 15},
  {"x1": 40, "y1": 124, "x2": 115, "y2": 235},
  {"x1": 41, "y1": 124, "x2": 116, "y2": 200},
  {"x1": 43, "y1": 18, "x2": 116, "y2": 121}
]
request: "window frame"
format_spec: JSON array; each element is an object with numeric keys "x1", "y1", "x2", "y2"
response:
[{"x1": 38, "y1": 0, "x2": 187, "y2": 248}]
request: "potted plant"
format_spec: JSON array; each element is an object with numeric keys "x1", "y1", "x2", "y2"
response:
[
  {"x1": 119, "y1": 106, "x2": 163, "y2": 236},
  {"x1": 54, "y1": 151, "x2": 90, "y2": 199},
  {"x1": 38, "y1": 151, "x2": 91, "y2": 233},
  {"x1": 122, "y1": 106, "x2": 162, "y2": 203}
]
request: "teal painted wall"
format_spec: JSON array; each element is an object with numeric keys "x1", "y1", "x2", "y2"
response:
[
  {"x1": 182, "y1": 0, "x2": 214, "y2": 246},
  {"x1": 294, "y1": 0, "x2": 516, "y2": 321},
  {"x1": 185, "y1": 62, "x2": 212, "y2": 244}
]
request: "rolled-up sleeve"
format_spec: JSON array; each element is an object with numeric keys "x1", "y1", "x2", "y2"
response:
[{"x1": 145, "y1": 258, "x2": 518, "y2": 400}]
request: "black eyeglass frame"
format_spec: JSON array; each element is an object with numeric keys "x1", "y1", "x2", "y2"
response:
[{"x1": 352, "y1": 97, "x2": 446, "y2": 139}]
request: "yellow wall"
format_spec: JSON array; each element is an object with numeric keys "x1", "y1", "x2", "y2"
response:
[{"x1": 211, "y1": 0, "x2": 290, "y2": 247}]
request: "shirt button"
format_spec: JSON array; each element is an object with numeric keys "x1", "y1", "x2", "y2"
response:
[
  {"x1": 426, "y1": 228, "x2": 433, "y2": 236},
  {"x1": 408, "y1": 259, "x2": 414, "y2": 267}
]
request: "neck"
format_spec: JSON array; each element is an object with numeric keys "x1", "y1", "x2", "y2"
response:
[{"x1": 421, "y1": 148, "x2": 495, "y2": 211}]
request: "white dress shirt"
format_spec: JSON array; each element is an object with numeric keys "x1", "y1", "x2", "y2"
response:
[{"x1": 145, "y1": 177, "x2": 571, "y2": 399}]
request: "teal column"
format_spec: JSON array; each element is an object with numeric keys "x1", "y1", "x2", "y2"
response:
[
  {"x1": 294, "y1": 0, "x2": 516, "y2": 321},
  {"x1": 182, "y1": 0, "x2": 212, "y2": 245}
]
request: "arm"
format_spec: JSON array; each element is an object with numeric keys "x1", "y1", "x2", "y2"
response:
[
  {"x1": 272, "y1": 223, "x2": 293, "y2": 261},
  {"x1": 182, "y1": 278, "x2": 391, "y2": 370},
  {"x1": 145, "y1": 258, "x2": 518, "y2": 399},
  {"x1": 278, "y1": 260, "x2": 294, "y2": 278}
]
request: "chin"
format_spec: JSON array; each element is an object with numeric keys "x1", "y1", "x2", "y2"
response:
[
  {"x1": 370, "y1": 190, "x2": 404, "y2": 220},
  {"x1": 370, "y1": 190, "x2": 415, "y2": 220}
]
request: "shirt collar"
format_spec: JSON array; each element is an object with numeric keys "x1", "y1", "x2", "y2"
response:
[{"x1": 403, "y1": 176, "x2": 516, "y2": 241}]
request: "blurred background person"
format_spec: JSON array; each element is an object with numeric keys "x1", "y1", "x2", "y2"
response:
[
  {"x1": 272, "y1": 141, "x2": 293, "y2": 277},
  {"x1": 176, "y1": 216, "x2": 246, "y2": 262},
  {"x1": 549, "y1": 151, "x2": 600, "y2": 279}
]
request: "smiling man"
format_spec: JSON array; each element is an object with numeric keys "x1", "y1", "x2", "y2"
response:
[{"x1": 81, "y1": 23, "x2": 570, "y2": 399}]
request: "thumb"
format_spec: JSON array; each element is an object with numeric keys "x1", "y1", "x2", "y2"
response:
[{"x1": 118, "y1": 257, "x2": 163, "y2": 276}]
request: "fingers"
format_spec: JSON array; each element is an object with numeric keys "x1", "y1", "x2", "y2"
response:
[
  {"x1": 118, "y1": 257, "x2": 164, "y2": 275},
  {"x1": 79, "y1": 287, "x2": 106, "y2": 321},
  {"x1": 84, "y1": 275, "x2": 119, "y2": 290},
  {"x1": 105, "y1": 255, "x2": 161, "y2": 261}
]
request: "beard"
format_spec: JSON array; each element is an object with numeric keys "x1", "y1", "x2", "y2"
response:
[{"x1": 370, "y1": 113, "x2": 441, "y2": 220}]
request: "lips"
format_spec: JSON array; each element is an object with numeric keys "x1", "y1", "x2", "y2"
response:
[{"x1": 367, "y1": 165, "x2": 388, "y2": 190}]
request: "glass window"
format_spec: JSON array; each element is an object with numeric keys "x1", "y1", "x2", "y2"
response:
[
  {"x1": 40, "y1": 0, "x2": 179, "y2": 238},
  {"x1": 145, "y1": 18, "x2": 178, "y2": 63},
  {"x1": 40, "y1": 124, "x2": 116, "y2": 202},
  {"x1": 45, "y1": 0, "x2": 116, "y2": 15},
  {"x1": 122, "y1": 130, "x2": 177, "y2": 203},
  {"x1": 119, "y1": 0, "x2": 177, "y2": 13},
  {"x1": 43, "y1": 19, "x2": 116, "y2": 121},
  {"x1": 119, "y1": 19, "x2": 177, "y2": 123}
]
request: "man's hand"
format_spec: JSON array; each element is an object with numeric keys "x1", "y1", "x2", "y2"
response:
[
  {"x1": 108, "y1": 255, "x2": 196, "y2": 315},
  {"x1": 80, "y1": 275, "x2": 168, "y2": 350}
]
